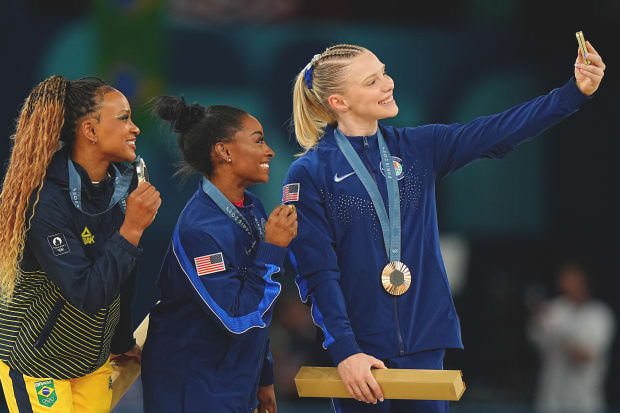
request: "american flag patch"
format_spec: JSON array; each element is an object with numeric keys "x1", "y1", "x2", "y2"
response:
[
  {"x1": 194, "y1": 252, "x2": 226, "y2": 276},
  {"x1": 282, "y1": 183, "x2": 300, "y2": 203}
]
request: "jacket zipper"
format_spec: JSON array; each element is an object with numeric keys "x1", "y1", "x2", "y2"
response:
[
  {"x1": 361, "y1": 135, "x2": 405, "y2": 356},
  {"x1": 394, "y1": 297, "x2": 405, "y2": 355},
  {"x1": 361, "y1": 137, "x2": 379, "y2": 187}
]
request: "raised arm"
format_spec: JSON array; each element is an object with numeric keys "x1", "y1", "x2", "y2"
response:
[
  {"x1": 171, "y1": 210, "x2": 294, "y2": 336},
  {"x1": 427, "y1": 41, "x2": 605, "y2": 178},
  {"x1": 26, "y1": 200, "x2": 142, "y2": 315}
]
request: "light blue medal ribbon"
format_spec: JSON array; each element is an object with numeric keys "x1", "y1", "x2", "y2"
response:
[
  {"x1": 334, "y1": 127, "x2": 411, "y2": 295},
  {"x1": 201, "y1": 177, "x2": 264, "y2": 254},
  {"x1": 67, "y1": 155, "x2": 141, "y2": 215}
]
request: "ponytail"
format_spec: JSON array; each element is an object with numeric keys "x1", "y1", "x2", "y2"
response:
[
  {"x1": 152, "y1": 95, "x2": 247, "y2": 178},
  {"x1": 0, "y1": 75, "x2": 68, "y2": 300},
  {"x1": 0, "y1": 75, "x2": 112, "y2": 300},
  {"x1": 292, "y1": 70, "x2": 336, "y2": 151},
  {"x1": 291, "y1": 44, "x2": 367, "y2": 152}
]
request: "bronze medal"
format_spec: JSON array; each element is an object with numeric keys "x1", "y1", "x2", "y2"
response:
[{"x1": 381, "y1": 261, "x2": 411, "y2": 296}]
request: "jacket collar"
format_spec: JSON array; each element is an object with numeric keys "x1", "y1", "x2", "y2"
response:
[
  {"x1": 46, "y1": 146, "x2": 120, "y2": 198},
  {"x1": 322, "y1": 123, "x2": 387, "y2": 150},
  {"x1": 197, "y1": 180, "x2": 256, "y2": 210}
]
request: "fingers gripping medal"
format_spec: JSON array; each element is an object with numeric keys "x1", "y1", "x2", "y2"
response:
[{"x1": 136, "y1": 158, "x2": 149, "y2": 183}]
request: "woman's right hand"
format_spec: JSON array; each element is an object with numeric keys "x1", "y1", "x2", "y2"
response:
[
  {"x1": 120, "y1": 182, "x2": 161, "y2": 246},
  {"x1": 264, "y1": 205, "x2": 297, "y2": 248},
  {"x1": 337, "y1": 353, "x2": 386, "y2": 404}
]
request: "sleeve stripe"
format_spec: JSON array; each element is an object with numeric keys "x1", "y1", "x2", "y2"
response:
[
  {"x1": 293, "y1": 257, "x2": 335, "y2": 349},
  {"x1": 310, "y1": 295, "x2": 335, "y2": 349},
  {"x1": 172, "y1": 225, "x2": 281, "y2": 334}
]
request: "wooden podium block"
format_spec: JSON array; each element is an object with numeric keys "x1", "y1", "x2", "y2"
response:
[
  {"x1": 111, "y1": 315, "x2": 150, "y2": 409},
  {"x1": 295, "y1": 367, "x2": 465, "y2": 401}
]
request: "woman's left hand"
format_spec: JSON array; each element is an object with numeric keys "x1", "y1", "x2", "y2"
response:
[
  {"x1": 575, "y1": 40, "x2": 605, "y2": 96},
  {"x1": 110, "y1": 344, "x2": 142, "y2": 367},
  {"x1": 257, "y1": 384, "x2": 277, "y2": 413}
]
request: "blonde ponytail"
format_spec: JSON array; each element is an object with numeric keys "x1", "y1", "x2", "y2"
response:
[
  {"x1": 291, "y1": 44, "x2": 367, "y2": 152},
  {"x1": 0, "y1": 75, "x2": 68, "y2": 301},
  {"x1": 292, "y1": 71, "x2": 334, "y2": 151}
]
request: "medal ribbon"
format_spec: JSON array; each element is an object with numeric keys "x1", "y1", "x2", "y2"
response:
[
  {"x1": 334, "y1": 127, "x2": 401, "y2": 262},
  {"x1": 68, "y1": 155, "x2": 141, "y2": 215},
  {"x1": 201, "y1": 178, "x2": 265, "y2": 252}
]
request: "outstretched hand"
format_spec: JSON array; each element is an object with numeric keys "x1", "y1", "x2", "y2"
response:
[{"x1": 575, "y1": 40, "x2": 605, "y2": 96}]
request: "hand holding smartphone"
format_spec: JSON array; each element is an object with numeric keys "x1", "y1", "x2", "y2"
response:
[{"x1": 575, "y1": 31, "x2": 591, "y2": 65}]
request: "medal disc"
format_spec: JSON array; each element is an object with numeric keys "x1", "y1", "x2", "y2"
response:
[
  {"x1": 137, "y1": 158, "x2": 149, "y2": 183},
  {"x1": 381, "y1": 261, "x2": 411, "y2": 296}
]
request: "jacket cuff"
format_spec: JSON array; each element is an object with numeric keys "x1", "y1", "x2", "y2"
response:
[
  {"x1": 110, "y1": 335, "x2": 136, "y2": 355},
  {"x1": 563, "y1": 76, "x2": 594, "y2": 105},
  {"x1": 327, "y1": 334, "x2": 362, "y2": 365},
  {"x1": 113, "y1": 231, "x2": 143, "y2": 257},
  {"x1": 259, "y1": 361, "x2": 274, "y2": 386},
  {"x1": 255, "y1": 241, "x2": 287, "y2": 268}
]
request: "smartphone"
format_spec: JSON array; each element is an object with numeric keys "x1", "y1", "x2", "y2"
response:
[{"x1": 575, "y1": 31, "x2": 591, "y2": 65}]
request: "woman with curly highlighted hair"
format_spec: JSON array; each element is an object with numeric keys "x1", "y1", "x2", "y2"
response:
[{"x1": 0, "y1": 75, "x2": 161, "y2": 413}]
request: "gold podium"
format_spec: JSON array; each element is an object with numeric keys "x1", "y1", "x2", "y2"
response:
[{"x1": 295, "y1": 367, "x2": 465, "y2": 400}]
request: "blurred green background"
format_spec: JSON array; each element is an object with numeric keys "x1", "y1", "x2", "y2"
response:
[{"x1": 1, "y1": 0, "x2": 618, "y2": 412}]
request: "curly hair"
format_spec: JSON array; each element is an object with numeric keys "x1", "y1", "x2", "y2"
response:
[
  {"x1": 0, "y1": 75, "x2": 112, "y2": 301},
  {"x1": 152, "y1": 95, "x2": 247, "y2": 178}
]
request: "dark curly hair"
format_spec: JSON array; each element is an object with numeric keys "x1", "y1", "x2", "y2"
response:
[{"x1": 152, "y1": 96, "x2": 248, "y2": 178}]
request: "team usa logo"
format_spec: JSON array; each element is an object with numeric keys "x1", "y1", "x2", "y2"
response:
[
  {"x1": 379, "y1": 156, "x2": 404, "y2": 180},
  {"x1": 282, "y1": 183, "x2": 300, "y2": 203},
  {"x1": 194, "y1": 252, "x2": 226, "y2": 276}
]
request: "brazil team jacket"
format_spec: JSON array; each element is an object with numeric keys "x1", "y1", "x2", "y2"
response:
[
  {"x1": 141, "y1": 183, "x2": 286, "y2": 413},
  {"x1": 283, "y1": 78, "x2": 590, "y2": 366},
  {"x1": 0, "y1": 147, "x2": 140, "y2": 379}
]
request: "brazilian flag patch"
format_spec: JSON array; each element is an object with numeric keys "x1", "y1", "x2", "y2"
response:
[{"x1": 34, "y1": 379, "x2": 57, "y2": 407}]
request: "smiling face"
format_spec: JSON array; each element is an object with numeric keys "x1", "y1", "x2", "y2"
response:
[
  {"x1": 226, "y1": 114, "x2": 274, "y2": 185},
  {"x1": 91, "y1": 90, "x2": 140, "y2": 163},
  {"x1": 335, "y1": 50, "x2": 398, "y2": 125}
]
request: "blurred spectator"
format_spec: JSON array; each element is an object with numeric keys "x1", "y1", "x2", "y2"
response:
[{"x1": 528, "y1": 262, "x2": 615, "y2": 413}]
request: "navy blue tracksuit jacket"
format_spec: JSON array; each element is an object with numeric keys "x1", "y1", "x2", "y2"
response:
[
  {"x1": 142, "y1": 184, "x2": 287, "y2": 413},
  {"x1": 0, "y1": 147, "x2": 139, "y2": 379},
  {"x1": 283, "y1": 79, "x2": 590, "y2": 366}
]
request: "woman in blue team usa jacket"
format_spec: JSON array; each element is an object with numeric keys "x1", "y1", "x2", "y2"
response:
[
  {"x1": 0, "y1": 76, "x2": 161, "y2": 412},
  {"x1": 283, "y1": 42, "x2": 605, "y2": 412},
  {"x1": 142, "y1": 97, "x2": 297, "y2": 413}
]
